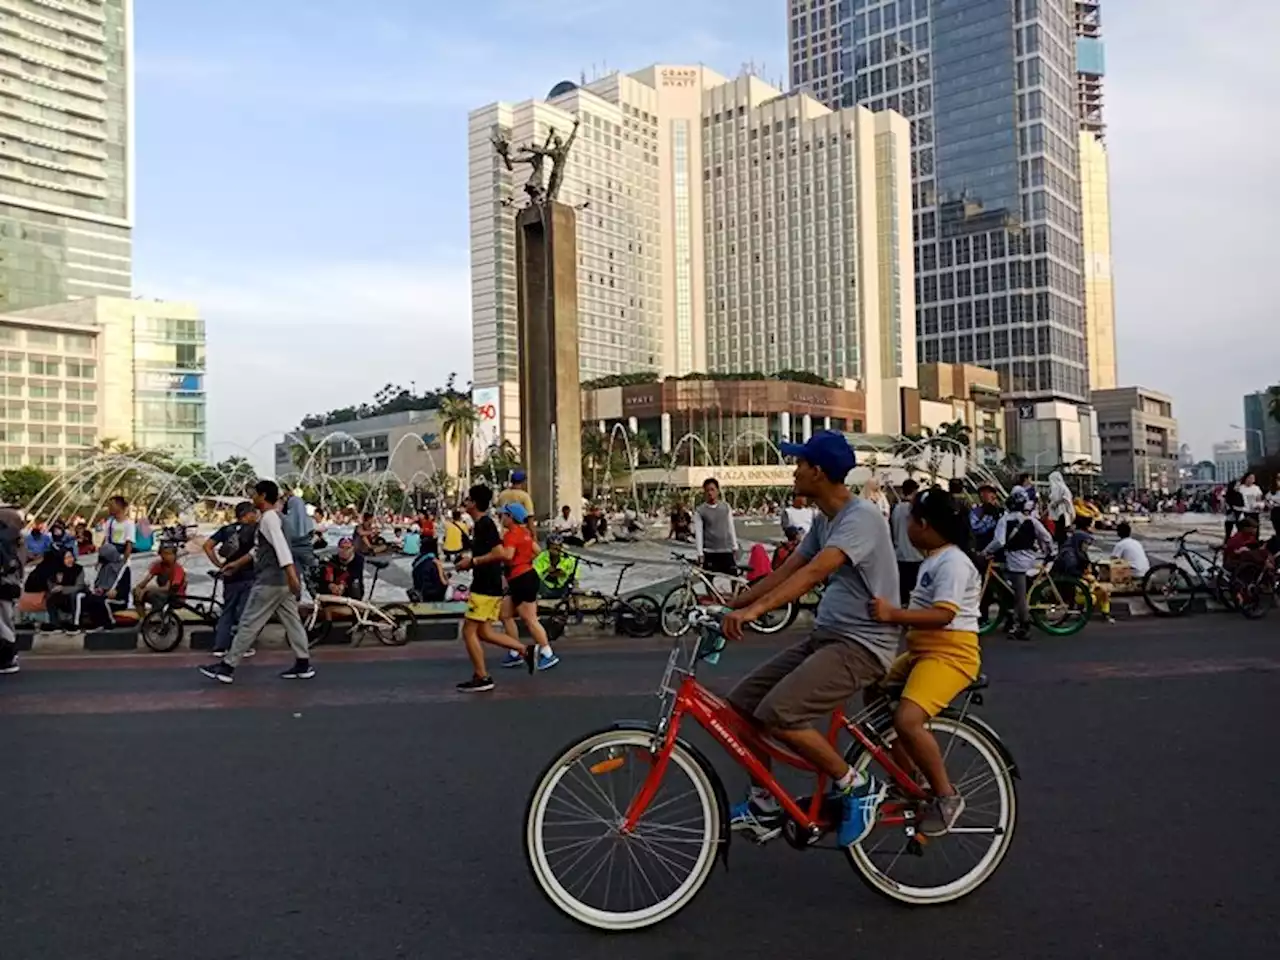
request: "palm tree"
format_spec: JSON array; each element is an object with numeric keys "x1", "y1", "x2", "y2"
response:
[
  {"x1": 937, "y1": 420, "x2": 973, "y2": 449},
  {"x1": 289, "y1": 432, "x2": 328, "y2": 476},
  {"x1": 581, "y1": 428, "x2": 609, "y2": 499},
  {"x1": 439, "y1": 395, "x2": 480, "y2": 494}
]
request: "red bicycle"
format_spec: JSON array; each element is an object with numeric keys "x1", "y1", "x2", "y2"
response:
[{"x1": 524, "y1": 610, "x2": 1020, "y2": 930}]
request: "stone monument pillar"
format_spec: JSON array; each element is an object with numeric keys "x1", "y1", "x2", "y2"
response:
[{"x1": 515, "y1": 202, "x2": 582, "y2": 522}]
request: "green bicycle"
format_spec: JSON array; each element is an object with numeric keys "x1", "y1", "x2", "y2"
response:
[{"x1": 978, "y1": 561, "x2": 1093, "y2": 637}]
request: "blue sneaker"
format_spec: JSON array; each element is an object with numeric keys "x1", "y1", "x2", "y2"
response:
[
  {"x1": 500, "y1": 650, "x2": 525, "y2": 669},
  {"x1": 836, "y1": 775, "x2": 887, "y2": 847},
  {"x1": 537, "y1": 651, "x2": 561, "y2": 671},
  {"x1": 729, "y1": 799, "x2": 783, "y2": 842}
]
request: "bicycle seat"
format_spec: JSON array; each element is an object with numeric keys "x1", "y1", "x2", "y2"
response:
[
  {"x1": 618, "y1": 561, "x2": 636, "y2": 571},
  {"x1": 368, "y1": 558, "x2": 391, "y2": 570},
  {"x1": 965, "y1": 673, "x2": 989, "y2": 693}
]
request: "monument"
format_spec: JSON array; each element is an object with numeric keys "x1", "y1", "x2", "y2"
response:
[{"x1": 492, "y1": 118, "x2": 583, "y2": 523}]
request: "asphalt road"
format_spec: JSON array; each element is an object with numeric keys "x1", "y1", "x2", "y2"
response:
[{"x1": 2, "y1": 618, "x2": 1277, "y2": 960}]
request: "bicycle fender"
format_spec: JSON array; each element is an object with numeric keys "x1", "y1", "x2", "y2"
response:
[
  {"x1": 941, "y1": 711, "x2": 1021, "y2": 780},
  {"x1": 609, "y1": 721, "x2": 732, "y2": 868}
]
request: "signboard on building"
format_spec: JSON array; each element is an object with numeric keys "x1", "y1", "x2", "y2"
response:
[
  {"x1": 138, "y1": 372, "x2": 203, "y2": 393},
  {"x1": 471, "y1": 387, "x2": 501, "y2": 460}
]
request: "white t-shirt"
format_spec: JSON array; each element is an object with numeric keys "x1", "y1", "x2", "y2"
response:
[
  {"x1": 1238, "y1": 484, "x2": 1264, "y2": 515},
  {"x1": 909, "y1": 545, "x2": 981, "y2": 633},
  {"x1": 1110, "y1": 537, "x2": 1150, "y2": 578},
  {"x1": 106, "y1": 517, "x2": 135, "y2": 549},
  {"x1": 781, "y1": 504, "x2": 816, "y2": 536}
]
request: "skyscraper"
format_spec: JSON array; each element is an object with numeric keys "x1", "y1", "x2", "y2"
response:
[
  {"x1": 791, "y1": 0, "x2": 1098, "y2": 462},
  {"x1": 0, "y1": 0, "x2": 133, "y2": 311},
  {"x1": 1075, "y1": 0, "x2": 1117, "y2": 391},
  {"x1": 469, "y1": 65, "x2": 916, "y2": 443}
]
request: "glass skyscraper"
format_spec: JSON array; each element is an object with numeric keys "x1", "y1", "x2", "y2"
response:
[
  {"x1": 0, "y1": 0, "x2": 133, "y2": 311},
  {"x1": 789, "y1": 0, "x2": 1089, "y2": 404}
]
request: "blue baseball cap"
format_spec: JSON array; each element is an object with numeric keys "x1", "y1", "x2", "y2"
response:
[
  {"x1": 511, "y1": 469, "x2": 527, "y2": 483},
  {"x1": 779, "y1": 430, "x2": 857, "y2": 483},
  {"x1": 502, "y1": 502, "x2": 529, "y2": 523}
]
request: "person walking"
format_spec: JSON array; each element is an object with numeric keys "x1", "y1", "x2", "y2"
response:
[
  {"x1": 496, "y1": 469, "x2": 537, "y2": 536},
  {"x1": 694, "y1": 478, "x2": 739, "y2": 576},
  {"x1": 891, "y1": 479, "x2": 924, "y2": 606},
  {"x1": 199, "y1": 480, "x2": 315, "y2": 684},
  {"x1": 0, "y1": 506, "x2": 27, "y2": 674},
  {"x1": 1238, "y1": 472, "x2": 1264, "y2": 527},
  {"x1": 1223, "y1": 480, "x2": 1244, "y2": 540},
  {"x1": 203, "y1": 501, "x2": 259, "y2": 657},
  {"x1": 1047, "y1": 471, "x2": 1075, "y2": 546}
]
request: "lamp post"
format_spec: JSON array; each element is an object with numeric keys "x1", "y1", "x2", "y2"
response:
[{"x1": 1230, "y1": 423, "x2": 1265, "y2": 460}]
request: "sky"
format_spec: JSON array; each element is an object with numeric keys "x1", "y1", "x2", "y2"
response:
[{"x1": 132, "y1": 0, "x2": 1279, "y2": 472}]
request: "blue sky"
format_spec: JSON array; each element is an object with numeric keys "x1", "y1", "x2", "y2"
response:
[{"x1": 133, "y1": 0, "x2": 1277, "y2": 469}]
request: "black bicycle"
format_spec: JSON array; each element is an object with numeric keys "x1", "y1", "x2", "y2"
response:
[
  {"x1": 1141, "y1": 531, "x2": 1236, "y2": 616},
  {"x1": 543, "y1": 556, "x2": 660, "y2": 639},
  {"x1": 139, "y1": 574, "x2": 227, "y2": 653}
]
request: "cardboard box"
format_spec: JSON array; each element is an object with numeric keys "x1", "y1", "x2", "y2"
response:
[{"x1": 1100, "y1": 559, "x2": 1132, "y2": 587}]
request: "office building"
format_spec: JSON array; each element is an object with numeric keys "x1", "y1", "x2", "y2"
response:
[
  {"x1": 912, "y1": 361, "x2": 1004, "y2": 464},
  {"x1": 1092, "y1": 386, "x2": 1178, "y2": 490},
  {"x1": 273, "y1": 409, "x2": 458, "y2": 482},
  {"x1": 791, "y1": 0, "x2": 1095, "y2": 460},
  {"x1": 1242, "y1": 387, "x2": 1280, "y2": 463},
  {"x1": 0, "y1": 0, "x2": 134, "y2": 310},
  {"x1": 0, "y1": 296, "x2": 204, "y2": 466},
  {"x1": 1212, "y1": 439, "x2": 1247, "y2": 485},
  {"x1": 1074, "y1": 0, "x2": 1116, "y2": 390},
  {"x1": 469, "y1": 64, "x2": 917, "y2": 443}
]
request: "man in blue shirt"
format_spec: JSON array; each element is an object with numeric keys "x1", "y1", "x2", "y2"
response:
[{"x1": 24, "y1": 521, "x2": 52, "y2": 561}]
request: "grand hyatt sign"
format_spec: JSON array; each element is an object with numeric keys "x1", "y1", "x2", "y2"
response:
[{"x1": 660, "y1": 68, "x2": 698, "y2": 88}]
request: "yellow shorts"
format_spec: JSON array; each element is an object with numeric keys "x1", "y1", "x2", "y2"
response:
[
  {"x1": 464, "y1": 593, "x2": 503, "y2": 623},
  {"x1": 884, "y1": 644, "x2": 981, "y2": 718}
]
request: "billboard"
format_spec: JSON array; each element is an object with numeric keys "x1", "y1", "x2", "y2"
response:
[
  {"x1": 471, "y1": 386, "x2": 501, "y2": 460},
  {"x1": 138, "y1": 371, "x2": 203, "y2": 393}
]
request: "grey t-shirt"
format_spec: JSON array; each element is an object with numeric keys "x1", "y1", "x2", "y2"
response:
[
  {"x1": 800, "y1": 497, "x2": 901, "y2": 668},
  {"x1": 891, "y1": 501, "x2": 924, "y2": 562}
]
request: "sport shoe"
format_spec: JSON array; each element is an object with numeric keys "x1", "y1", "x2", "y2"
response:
[
  {"x1": 836, "y1": 775, "x2": 887, "y2": 847},
  {"x1": 536, "y1": 651, "x2": 560, "y2": 671},
  {"x1": 0, "y1": 656, "x2": 19, "y2": 675},
  {"x1": 210, "y1": 650, "x2": 227, "y2": 658},
  {"x1": 729, "y1": 799, "x2": 783, "y2": 842},
  {"x1": 500, "y1": 650, "x2": 525, "y2": 669},
  {"x1": 242, "y1": 648, "x2": 257, "y2": 659},
  {"x1": 199, "y1": 662, "x2": 234, "y2": 684},
  {"x1": 280, "y1": 660, "x2": 315, "y2": 680},
  {"x1": 457, "y1": 675, "x2": 495, "y2": 693},
  {"x1": 918, "y1": 792, "x2": 966, "y2": 837}
]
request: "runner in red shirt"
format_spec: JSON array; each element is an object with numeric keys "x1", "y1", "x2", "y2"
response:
[{"x1": 498, "y1": 502, "x2": 560, "y2": 671}]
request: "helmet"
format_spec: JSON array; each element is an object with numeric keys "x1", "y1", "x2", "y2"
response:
[{"x1": 1006, "y1": 489, "x2": 1031, "y2": 513}]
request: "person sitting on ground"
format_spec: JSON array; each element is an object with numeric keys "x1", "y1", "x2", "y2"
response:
[
  {"x1": 1109, "y1": 521, "x2": 1150, "y2": 579},
  {"x1": 581, "y1": 504, "x2": 609, "y2": 544},
  {"x1": 75, "y1": 522, "x2": 96, "y2": 556},
  {"x1": 1054, "y1": 514, "x2": 1112, "y2": 623},
  {"x1": 354, "y1": 512, "x2": 381, "y2": 556},
  {"x1": 132, "y1": 543, "x2": 187, "y2": 617},
  {"x1": 552, "y1": 505, "x2": 583, "y2": 546},
  {"x1": 82, "y1": 543, "x2": 130, "y2": 630},
  {"x1": 45, "y1": 548, "x2": 87, "y2": 631},
  {"x1": 410, "y1": 549, "x2": 449, "y2": 603},
  {"x1": 533, "y1": 535, "x2": 578, "y2": 599},
  {"x1": 320, "y1": 537, "x2": 366, "y2": 604},
  {"x1": 24, "y1": 521, "x2": 53, "y2": 562},
  {"x1": 48, "y1": 520, "x2": 77, "y2": 557},
  {"x1": 773, "y1": 525, "x2": 802, "y2": 570},
  {"x1": 401, "y1": 523, "x2": 422, "y2": 556},
  {"x1": 868, "y1": 487, "x2": 982, "y2": 834},
  {"x1": 668, "y1": 501, "x2": 693, "y2": 542}
]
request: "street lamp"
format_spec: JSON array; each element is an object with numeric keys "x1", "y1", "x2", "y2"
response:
[{"x1": 1229, "y1": 423, "x2": 1264, "y2": 452}]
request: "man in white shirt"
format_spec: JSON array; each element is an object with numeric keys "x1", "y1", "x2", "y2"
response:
[
  {"x1": 891, "y1": 479, "x2": 925, "y2": 605},
  {"x1": 1109, "y1": 522, "x2": 1150, "y2": 579},
  {"x1": 780, "y1": 493, "x2": 816, "y2": 539}
]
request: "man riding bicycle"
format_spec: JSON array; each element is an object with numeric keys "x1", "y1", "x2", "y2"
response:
[{"x1": 721, "y1": 431, "x2": 900, "y2": 848}]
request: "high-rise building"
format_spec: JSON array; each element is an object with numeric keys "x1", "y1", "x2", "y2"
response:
[
  {"x1": 1074, "y1": 0, "x2": 1116, "y2": 391},
  {"x1": 1212, "y1": 439, "x2": 1247, "y2": 485},
  {"x1": 0, "y1": 297, "x2": 206, "y2": 465},
  {"x1": 790, "y1": 0, "x2": 1095, "y2": 461},
  {"x1": 468, "y1": 65, "x2": 917, "y2": 443},
  {"x1": 1242, "y1": 387, "x2": 1280, "y2": 463},
  {"x1": 0, "y1": 0, "x2": 133, "y2": 311},
  {"x1": 1092, "y1": 386, "x2": 1178, "y2": 490}
]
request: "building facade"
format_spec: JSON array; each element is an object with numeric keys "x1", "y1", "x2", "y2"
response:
[
  {"x1": 0, "y1": 0, "x2": 134, "y2": 311},
  {"x1": 913, "y1": 361, "x2": 1004, "y2": 463},
  {"x1": 1212, "y1": 440, "x2": 1247, "y2": 485},
  {"x1": 0, "y1": 296, "x2": 204, "y2": 466},
  {"x1": 469, "y1": 63, "x2": 917, "y2": 445},
  {"x1": 790, "y1": 0, "x2": 1096, "y2": 461},
  {"x1": 272, "y1": 409, "x2": 458, "y2": 485},
  {"x1": 1242, "y1": 387, "x2": 1280, "y2": 463},
  {"x1": 1091, "y1": 386, "x2": 1179, "y2": 491}
]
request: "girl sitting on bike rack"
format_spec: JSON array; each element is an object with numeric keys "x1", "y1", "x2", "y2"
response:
[{"x1": 868, "y1": 488, "x2": 982, "y2": 835}]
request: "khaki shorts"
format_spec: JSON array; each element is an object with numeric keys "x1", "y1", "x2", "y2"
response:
[{"x1": 727, "y1": 629, "x2": 886, "y2": 730}]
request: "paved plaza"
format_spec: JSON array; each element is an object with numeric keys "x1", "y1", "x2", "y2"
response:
[{"x1": 2, "y1": 615, "x2": 1276, "y2": 960}]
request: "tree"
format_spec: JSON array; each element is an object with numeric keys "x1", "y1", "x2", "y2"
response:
[
  {"x1": 936, "y1": 420, "x2": 973, "y2": 448},
  {"x1": 580, "y1": 428, "x2": 610, "y2": 499},
  {"x1": 0, "y1": 465, "x2": 55, "y2": 507},
  {"x1": 439, "y1": 394, "x2": 479, "y2": 493},
  {"x1": 289, "y1": 432, "x2": 329, "y2": 476},
  {"x1": 1268, "y1": 385, "x2": 1280, "y2": 426}
]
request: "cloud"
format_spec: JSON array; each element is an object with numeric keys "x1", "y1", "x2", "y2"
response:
[{"x1": 137, "y1": 261, "x2": 472, "y2": 472}]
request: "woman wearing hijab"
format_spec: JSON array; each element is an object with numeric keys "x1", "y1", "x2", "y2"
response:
[
  {"x1": 45, "y1": 549, "x2": 87, "y2": 631},
  {"x1": 861, "y1": 477, "x2": 892, "y2": 522},
  {"x1": 1047, "y1": 471, "x2": 1074, "y2": 545},
  {"x1": 82, "y1": 542, "x2": 131, "y2": 630}
]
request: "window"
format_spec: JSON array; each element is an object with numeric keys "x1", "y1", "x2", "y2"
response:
[{"x1": 28, "y1": 357, "x2": 59, "y2": 377}]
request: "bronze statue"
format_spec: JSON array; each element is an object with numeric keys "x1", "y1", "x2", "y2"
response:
[{"x1": 491, "y1": 117, "x2": 580, "y2": 210}]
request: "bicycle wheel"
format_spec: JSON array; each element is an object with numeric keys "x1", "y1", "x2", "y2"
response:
[
  {"x1": 525, "y1": 726, "x2": 721, "y2": 930},
  {"x1": 660, "y1": 584, "x2": 697, "y2": 637},
  {"x1": 1142, "y1": 564, "x2": 1195, "y2": 617},
  {"x1": 140, "y1": 608, "x2": 184, "y2": 653},
  {"x1": 846, "y1": 716, "x2": 1017, "y2": 905},
  {"x1": 1029, "y1": 577, "x2": 1092, "y2": 636},
  {"x1": 1232, "y1": 565, "x2": 1274, "y2": 620},
  {"x1": 368, "y1": 603, "x2": 416, "y2": 645},
  {"x1": 747, "y1": 601, "x2": 793, "y2": 635},
  {"x1": 617, "y1": 595, "x2": 660, "y2": 638}
]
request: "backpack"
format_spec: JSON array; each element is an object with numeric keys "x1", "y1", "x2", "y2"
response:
[
  {"x1": 1005, "y1": 517, "x2": 1037, "y2": 553},
  {"x1": 217, "y1": 522, "x2": 244, "y2": 561}
]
